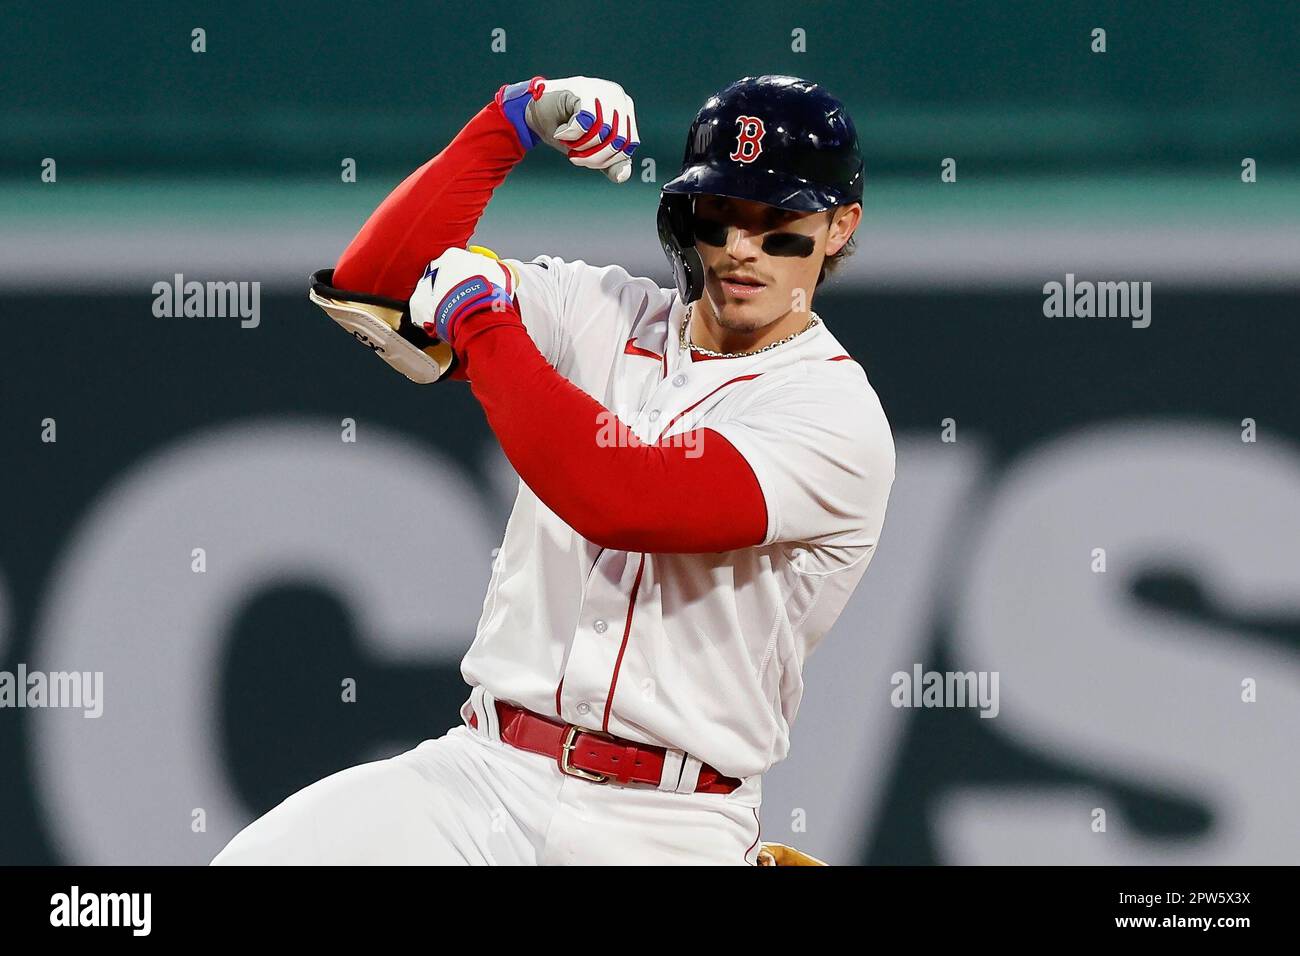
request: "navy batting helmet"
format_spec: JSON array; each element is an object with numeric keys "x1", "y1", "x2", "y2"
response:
[{"x1": 657, "y1": 75, "x2": 864, "y2": 303}]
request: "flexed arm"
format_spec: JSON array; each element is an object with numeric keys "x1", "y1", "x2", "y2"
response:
[
  {"x1": 408, "y1": 248, "x2": 770, "y2": 554},
  {"x1": 334, "y1": 76, "x2": 640, "y2": 299}
]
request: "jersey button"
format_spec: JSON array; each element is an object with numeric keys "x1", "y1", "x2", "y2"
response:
[
  {"x1": 648, "y1": 409, "x2": 660, "y2": 421},
  {"x1": 593, "y1": 619, "x2": 608, "y2": 634},
  {"x1": 576, "y1": 701, "x2": 592, "y2": 716},
  {"x1": 672, "y1": 374, "x2": 687, "y2": 387}
]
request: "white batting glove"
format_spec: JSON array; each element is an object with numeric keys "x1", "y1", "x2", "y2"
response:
[
  {"x1": 498, "y1": 75, "x2": 640, "y2": 184},
  {"x1": 408, "y1": 246, "x2": 519, "y2": 349}
]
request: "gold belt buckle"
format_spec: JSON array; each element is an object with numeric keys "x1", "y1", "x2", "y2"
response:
[{"x1": 559, "y1": 724, "x2": 613, "y2": 783}]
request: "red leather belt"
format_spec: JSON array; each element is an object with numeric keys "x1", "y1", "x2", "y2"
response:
[{"x1": 469, "y1": 699, "x2": 742, "y2": 794}]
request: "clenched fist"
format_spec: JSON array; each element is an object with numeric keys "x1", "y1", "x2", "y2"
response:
[{"x1": 498, "y1": 75, "x2": 640, "y2": 183}]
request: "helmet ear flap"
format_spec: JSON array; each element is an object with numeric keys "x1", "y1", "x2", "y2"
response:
[{"x1": 657, "y1": 193, "x2": 704, "y2": 303}]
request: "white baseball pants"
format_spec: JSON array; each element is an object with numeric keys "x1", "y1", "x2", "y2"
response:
[{"x1": 210, "y1": 688, "x2": 764, "y2": 865}]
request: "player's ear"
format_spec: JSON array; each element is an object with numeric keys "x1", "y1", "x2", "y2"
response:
[{"x1": 825, "y1": 203, "x2": 862, "y2": 256}]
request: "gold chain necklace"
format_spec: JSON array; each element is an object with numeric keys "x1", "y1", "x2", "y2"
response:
[{"x1": 679, "y1": 303, "x2": 820, "y2": 358}]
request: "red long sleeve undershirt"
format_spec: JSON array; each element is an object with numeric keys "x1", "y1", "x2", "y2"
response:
[
  {"x1": 333, "y1": 98, "x2": 527, "y2": 297},
  {"x1": 331, "y1": 92, "x2": 768, "y2": 554},
  {"x1": 455, "y1": 310, "x2": 768, "y2": 553}
]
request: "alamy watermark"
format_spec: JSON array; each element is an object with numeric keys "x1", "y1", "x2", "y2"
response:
[
  {"x1": 152, "y1": 273, "x2": 260, "y2": 328},
  {"x1": 50, "y1": 886, "x2": 150, "y2": 936},
  {"x1": 890, "y1": 663, "x2": 999, "y2": 718},
  {"x1": 595, "y1": 410, "x2": 703, "y2": 458},
  {"x1": 0, "y1": 664, "x2": 103, "y2": 718},
  {"x1": 1043, "y1": 273, "x2": 1151, "y2": 328}
]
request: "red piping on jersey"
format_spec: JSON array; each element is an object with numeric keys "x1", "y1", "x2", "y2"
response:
[
  {"x1": 828, "y1": 354, "x2": 855, "y2": 362},
  {"x1": 661, "y1": 373, "x2": 765, "y2": 434},
  {"x1": 623, "y1": 338, "x2": 663, "y2": 361},
  {"x1": 601, "y1": 552, "x2": 647, "y2": 733},
  {"x1": 554, "y1": 543, "x2": 610, "y2": 717},
  {"x1": 746, "y1": 806, "x2": 762, "y2": 865}
]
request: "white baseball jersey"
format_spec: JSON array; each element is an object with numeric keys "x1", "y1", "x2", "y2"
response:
[{"x1": 458, "y1": 255, "x2": 895, "y2": 781}]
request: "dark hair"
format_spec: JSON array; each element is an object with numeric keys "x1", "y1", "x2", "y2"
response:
[{"x1": 817, "y1": 207, "x2": 856, "y2": 286}]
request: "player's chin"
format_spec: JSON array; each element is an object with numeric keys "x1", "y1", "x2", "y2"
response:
[{"x1": 712, "y1": 284, "x2": 770, "y2": 321}]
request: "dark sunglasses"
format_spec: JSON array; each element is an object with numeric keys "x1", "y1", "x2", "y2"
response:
[{"x1": 693, "y1": 215, "x2": 818, "y2": 258}]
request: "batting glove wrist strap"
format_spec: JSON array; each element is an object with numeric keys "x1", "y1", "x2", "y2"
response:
[{"x1": 497, "y1": 76, "x2": 547, "y2": 150}]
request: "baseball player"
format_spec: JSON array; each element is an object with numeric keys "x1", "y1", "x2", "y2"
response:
[{"x1": 212, "y1": 74, "x2": 894, "y2": 866}]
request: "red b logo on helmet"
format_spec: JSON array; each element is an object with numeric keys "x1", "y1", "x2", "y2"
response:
[{"x1": 730, "y1": 116, "x2": 766, "y2": 164}]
